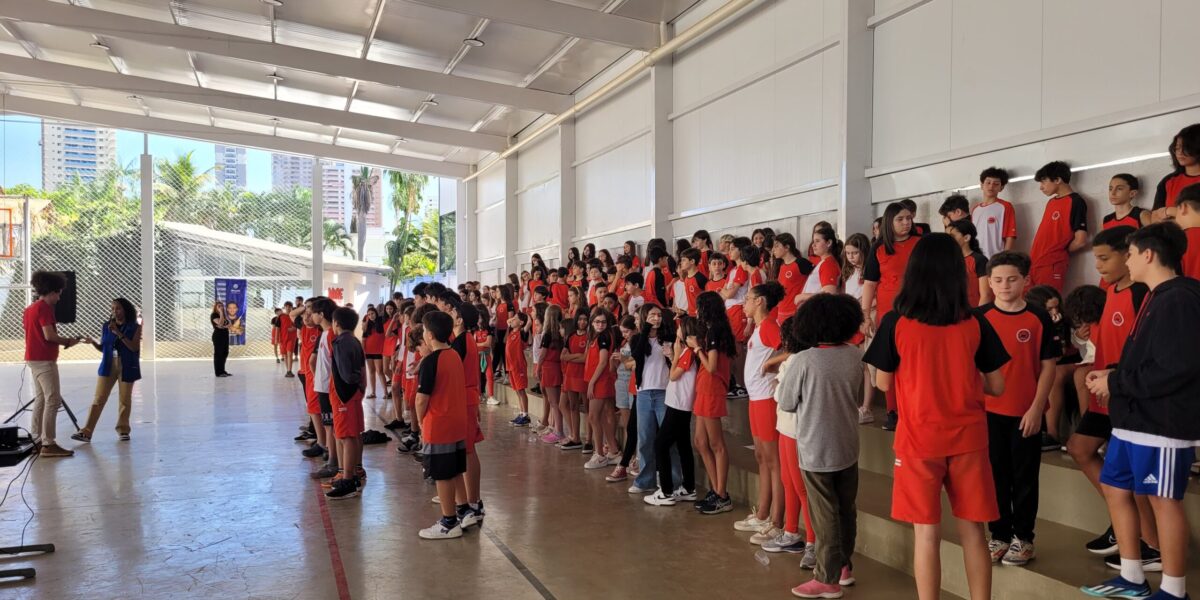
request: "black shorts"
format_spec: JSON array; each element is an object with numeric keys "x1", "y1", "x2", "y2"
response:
[
  {"x1": 1074, "y1": 411, "x2": 1112, "y2": 440},
  {"x1": 423, "y1": 441, "x2": 467, "y2": 481},
  {"x1": 317, "y1": 392, "x2": 333, "y2": 426},
  {"x1": 366, "y1": 353, "x2": 382, "y2": 360}
]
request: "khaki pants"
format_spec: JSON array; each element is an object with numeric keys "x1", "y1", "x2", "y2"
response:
[
  {"x1": 82, "y1": 355, "x2": 133, "y2": 436},
  {"x1": 28, "y1": 361, "x2": 63, "y2": 445}
]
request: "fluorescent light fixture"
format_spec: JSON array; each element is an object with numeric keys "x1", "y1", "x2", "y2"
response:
[
  {"x1": 90, "y1": 42, "x2": 110, "y2": 51},
  {"x1": 954, "y1": 152, "x2": 1171, "y2": 192},
  {"x1": 463, "y1": 37, "x2": 485, "y2": 48}
]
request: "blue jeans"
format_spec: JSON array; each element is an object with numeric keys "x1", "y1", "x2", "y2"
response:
[{"x1": 634, "y1": 389, "x2": 681, "y2": 490}]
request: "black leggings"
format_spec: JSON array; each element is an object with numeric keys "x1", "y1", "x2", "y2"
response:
[
  {"x1": 212, "y1": 333, "x2": 229, "y2": 375},
  {"x1": 620, "y1": 396, "x2": 638, "y2": 467},
  {"x1": 655, "y1": 406, "x2": 695, "y2": 493},
  {"x1": 492, "y1": 331, "x2": 507, "y2": 374}
]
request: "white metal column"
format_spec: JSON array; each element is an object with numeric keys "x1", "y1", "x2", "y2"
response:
[
  {"x1": 463, "y1": 176, "x2": 478, "y2": 282},
  {"x1": 311, "y1": 156, "x2": 324, "y2": 295},
  {"x1": 503, "y1": 157, "x2": 519, "y2": 275},
  {"x1": 139, "y1": 134, "x2": 156, "y2": 359},
  {"x1": 456, "y1": 178, "x2": 470, "y2": 281},
  {"x1": 649, "y1": 59, "x2": 674, "y2": 243},
  {"x1": 838, "y1": 0, "x2": 875, "y2": 237},
  {"x1": 557, "y1": 120, "x2": 576, "y2": 267}
]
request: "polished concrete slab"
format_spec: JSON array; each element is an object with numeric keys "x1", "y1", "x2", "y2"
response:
[{"x1": 0, "y1": 359, "x2": 945, "y2": 600}]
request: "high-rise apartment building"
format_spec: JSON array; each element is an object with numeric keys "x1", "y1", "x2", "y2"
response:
[
  {"x1": 270, "y1": 154, "x2": 381, "y2": 228},
  {"x1": 40, "y1": 123, "x2": 117, "y2": 192},
  {"x1": 214, "y1": 145, "x2": 247, "y2": 188}
]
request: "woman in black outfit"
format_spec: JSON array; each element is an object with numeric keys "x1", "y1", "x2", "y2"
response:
[{"x1": 211, "y1": 301, "x2": 232, "y2": 377}]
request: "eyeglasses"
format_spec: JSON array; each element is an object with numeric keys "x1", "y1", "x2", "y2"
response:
[{"x1": 591, "y1": 319, "x2": 606, "y2": 325}]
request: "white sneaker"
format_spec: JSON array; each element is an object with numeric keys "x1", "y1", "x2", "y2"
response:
[
  {"x1": 672, "y1": 487, "x2": 697, "y2": 501},
  {"x1": 734, "y1": 514, "x2": 772, "y2": 532},
  {"x1": 643, "y1": 489, "x2": 677, "y2": 506},
  {"x1": 800, "y1": 543, "x2": 818, "y2": 569},
  {"x1": 459, "y1": 511, "x2": 480, "y2": 529},
  {"x1": 584, "y1": 454, "x2": 611, "y2": 470},
  {"x1": 858, "y1": 407, "x2": 874, "y2": 424},
  {"x1": 750, "y1": 525, "x2": 781, "y2": 545},
  {"x1": 486, "y1": 396, "x2": 501, "y2": 406},
  {"x1": 628, "y1": 483, "x2": 653, "y2": 494},
  {"x1": 431, "y1": 495, "x2": 441, "y2": 504},
  {"x1": 761, "y1": 530, "x2": 803, "y2": 552},
  {"x1": 418, "y1": 520, "x2": 463, "y2": 540}
]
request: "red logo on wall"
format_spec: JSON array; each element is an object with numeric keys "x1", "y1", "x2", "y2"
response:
[
  {"x1": 328, "y1": 287, "x2": 344, "y2": 301},
  {"x1": 1016, "y1": 329, "x2": 1032, "y2": 343},
  {"x1": 1112, "y1": 311, "x2": 1125, "y2": 327}
]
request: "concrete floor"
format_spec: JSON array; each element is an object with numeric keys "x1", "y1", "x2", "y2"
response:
[{"x1": 0, "y1": 360, "x2": 938, "y2": 600}]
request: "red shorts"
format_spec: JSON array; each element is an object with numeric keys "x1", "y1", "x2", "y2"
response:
[
  {"x1": 891, "y1": 448, "x2": 998, "y2": 524},
  {"x1": 849, "y1": 331, "x2": 865, "y2": 346},
  {"x1": 727, "y1": 304, "x2": 749, "y2": 344},
  {"x1": 564, "y1": 376, "x2": 586, "y2": 394},
  {"x1": 331, "y1": 388, "x2": 365, "y2": 440},
  {"x1": 392, "y1": 368, "x2": 403, "y2": 386},
  {"x1": 589, "y1": 376, "x2": 614, "y2": 399},
  {"x1": 403, "y1": 378, "x2": 417, "y2": 409},
  {"x1": 748, "y1": 399, "x2": 778, "y2": 442},
  {"x1": 539, "y1": 362, "x2": 562, "y2": 387},
  {"x1": 304, "y1": 374, "x2": 319, "y2": 415},
  {"x1": 271, "y1": 329, "x2": 278, "y2": 344},
  {"x1": 1029, "y1": 258, "x2": 1068, "y2": 292},
  {"x1": 465, "y1": 402, "x2": 484, "y2": 454},
  {"x1": 383, "y1": 337, "x2": 397, "y2": 357},
  {"x1": 509, "y1": 363, "x2": 528, "y2": 391},
  {"x1": 280, "y1": 337, "x2": 297, "y2": 353},
  {"x1": 693, "y1": 393, "x2": 728, "y2": 419}
]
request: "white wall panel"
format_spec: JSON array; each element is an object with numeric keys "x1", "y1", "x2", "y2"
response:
[
  {"x1": 821, "y1": 47, "x2": 844, "y2": 182},
  {"x1": 475, "y1": 204, "x2": 505, "y2": 261},
  {"x1": 871, "y1": 0, "x2": 951, "y2": 166},
  {"x1": 516, "y1": 131, "x2": 560, "y2": 189},
  {"x1": 1041, "y1": 0, "x2": 1159, "y2": 128},
  {"x1": 516, "y1": 178, "x2": 561, "y2": 252},
  {"x1": 949, "y1": 0, "x2": 1041, "y2": 148},
  {"x1": 1160, "y1": 0, "x2": 1200, "y2": 101},
  {"x1": 477, "y1": 162, "x2": 506, "y2": 209},
  {"x1": 576, "y1": 134, "x2": 652, "y2": 237},
  {"x1": 576, "y1": 78, "x2": 650, "y2": 160}
]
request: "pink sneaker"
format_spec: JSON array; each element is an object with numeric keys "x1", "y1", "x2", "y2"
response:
[
  {"x1": 541, "y1": 432, "x2": 563, "y2": 444},
  {"x1": 791, "y1": 579, "x2": 843, "y2": 599},
  {"x1": 838, "y1": 566, "x2": 855, "y2": 586}
]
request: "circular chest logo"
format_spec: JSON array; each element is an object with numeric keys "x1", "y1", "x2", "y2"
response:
[
  {"x1": 1112, "y1": 311, "x2": 1125, "y2": 327},
  {"x1": 988, "y1": 216, "x2": 997, "y2": 225},
  {"x1": 784, "y1": 270, "x2": 793, "y2": 279},
  {"x1": 1016, "y1": 329, "x2": 1032, "y2": 343},
  {"x1": 1051, "y1": 211, "x2": 1061, "y2": 221}
]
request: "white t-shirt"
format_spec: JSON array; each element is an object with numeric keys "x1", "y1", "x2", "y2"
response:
[
  {"x1": 971, "y1": 199, "x2": 1016, "y2": 258},
  {"x1": 843, "y1": 267, "x2": 864, "y2": 300},
  {"x1": 627, "y1": 293, "x2": 645, "y2": 317},
  {"x1": 531, "y1": 331, "x2": 544, "y2": 364},
  {"x1": 639, "y1": 337, "x2": 670, "y2": 391},
  {"x1": 671, "y1": 280, "x2": 689, "y2": 312},
  {"x1": 775, "y1": 354, "x2": 798, "y2": 437},
  {"x1": 723, "y1": 265, "x2": 750, "y2": 309},
  {"x1": 665, "y1": 349, "x2": 697, "y2": 411},
  {"x1": 744, "y1": 318, "x2": 781, "y2": 401},
  {"x1": 314, "y1": 329, "x2": 332, "y2": 393}
]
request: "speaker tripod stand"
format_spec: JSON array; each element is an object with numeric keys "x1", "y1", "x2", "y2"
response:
[{"x1": 3, "y1": 398, "x2": 80, "y2": 432}]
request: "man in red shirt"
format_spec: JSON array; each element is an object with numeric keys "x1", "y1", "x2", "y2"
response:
[
  {"x1": 1029, "y1": 161, "x2": 1089, "y2": 291},
  {"x1": 24, "y1": 271, "x2": 82, "y2": 458}
]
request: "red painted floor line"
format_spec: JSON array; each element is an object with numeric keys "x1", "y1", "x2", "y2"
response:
[{"x1": 315, "y1": 482, "x2": 352, "y2": 600}]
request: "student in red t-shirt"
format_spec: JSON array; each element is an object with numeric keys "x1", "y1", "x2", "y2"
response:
[
  {"x1": 642, "y1": 246, "x2": 674, "y2": 308},
  {"x1": 1064, "y1": 227, "x2": 1160, "y2": 560},
  {"x1": 505, "y1": 312, "x2": 532, "y2": 427},
  {"x1": 978, "y1": 251, "x2": 1060, "y2": 567},
  {"x1": 558, "y1": 310, "x2": 590, "y2": 450},
  {"x1": 279, "y1": 301, "x2": 298, "y2": 377},
  {"x1": 548, "y1": 269, "x2": 570, "y2": 309},
  {"x1": 1104, "y1": 174, "x2": 1151, "y2": 230},
  {"x1": 415, "y1": 311, "x2": 469, "y2": 539},
  {"x1": 862, "y1": 202, "x2": 920, "y2": 430},
  {"x1": 1151, "y1": 124, "x2": 1200, "y2": 223},
  {"x1": 863, "y1": 233, "x2": 1009, "y2": 600},
  {"x1": 327, "y1": 306, "x2": 367, "y2": 500},
  {"x1": 361, "y1": 305, "x2": 386, "y2": 398},
  {"x1": 24, "y1": 271, "x2": 82, "y2": 457},
  {"x1": 583, "y1": 308, "x2": 619, "y2": 471},
  {"x1": 692, "y1": 230, "x2": 714, "y2": 278},
  {"x1": 675, "y1": 248, "x2": 708, "y2": 318},
  {"x1": 296, "y1": 306, "x2": 327, "y2": 460},
  {"x1": 1029, "y1": 161, "x2": 1089, "y2": 291},
  {"x1": 738, "y1": 282, "x2": 787, "y2": 543},
  {"x1": 946, "y1": 219, "x2": 991, "y2": 307},
  {"x1": 449, "y1": 302, "x2": 487, "y2": 526},
  {"x1": 1173, "y1": 183, "x2": 1200, "y2": 280},
  {"x1": 538, "y1": 305, "x2": 566, "y2": 443},
  {"x1": 797, "y1": 227, "x2": 841, "y2": 306},
  {"x1": 692, "y1": 291, "x2": 738, "y2": 515},
  {"x1": 772, "y1": 233, "x2": 813, "y2": 322}
]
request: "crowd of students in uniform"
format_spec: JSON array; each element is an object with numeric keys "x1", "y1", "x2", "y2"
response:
[{"x1": 265, "y1": 124, "x2": 1200, "y2": 600}]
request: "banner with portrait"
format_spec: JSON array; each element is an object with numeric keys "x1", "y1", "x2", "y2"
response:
[{"x1": 215, "y1": 278, "x2": 247, "y2": 345}]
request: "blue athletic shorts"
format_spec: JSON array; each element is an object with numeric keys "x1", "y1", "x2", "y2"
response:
[{"x1": 1100, "y1": 436, "x2": 1195, "y2": 500}]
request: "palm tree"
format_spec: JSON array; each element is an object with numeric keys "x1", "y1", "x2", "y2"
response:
[
  {"x1": 383, "y1": 170, "x2": 428, "y2": 292},
  {"x1": 322, "y1": 220, "x2": 354, "y2": 258},
  {"x1": 154, "y1": 151, "x2": 212, "y2": 218},
  {"x1": 349, "y1": 166, "x2": 378, "y2": 260}
]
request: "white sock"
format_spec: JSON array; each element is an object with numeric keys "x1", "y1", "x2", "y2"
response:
[
  {"x1": 1160, "y1": 575, "x2": 1186, "y2": 598},
  {"x1": 1120, "y1": 558, "x2": 1145, "y2": 584}
]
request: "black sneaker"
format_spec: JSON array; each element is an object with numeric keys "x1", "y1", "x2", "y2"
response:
[
  {"x1": 325, "y1": 477, "x2": 360, "y2": 500},
  {"x1": 694, "y1": 489, "x2": 718, "y2": 510},
  {"x1": 882, "y1": 411, "x2": 898, "y2": 431},
  {"x1": 530, "y1": 386, "x2": 543, "y2": 395},
  {"x1": 294, "y1": 430, "x2": 316, "y2": 441},
  {"x1": 559, "y1": 440, "x2": 583, "y2": 450},
  {"x1": 301, "y1": 443, "x2": 325, "y2": 458},
  {"x1": 1104, "y1": 541, "x2": 1161, "y2": 572},
  {"x1": 397, "y1": 435, "x2": 420, "y2": 454},
  {"x1": 1086, "y1": 525, "x2": 1119, "y2": 556},
  {"x1": 285, "y1": 371, "x2": 295, "y2": 378},
  {"x1": 582, "y1": 443, "x2": 594, "y2": 455},
  {"x1": 1040, "y1": 433, "x2": 1061, "y2": 452},
  {"x1": 384, "y1": 419, "x2": 404, "y2": 430},
  {"x1": 700, "y1": 494, "x2": 733, "y2": 515}
]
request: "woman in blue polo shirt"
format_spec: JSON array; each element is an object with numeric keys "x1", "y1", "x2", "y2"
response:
[{"x1": 71, "y1": 297, "x2": 142, "y2": 443}]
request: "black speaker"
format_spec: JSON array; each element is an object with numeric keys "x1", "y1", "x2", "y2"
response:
[{"x1": 50, "y1": 271, "x2": 77, "y2": 324}]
